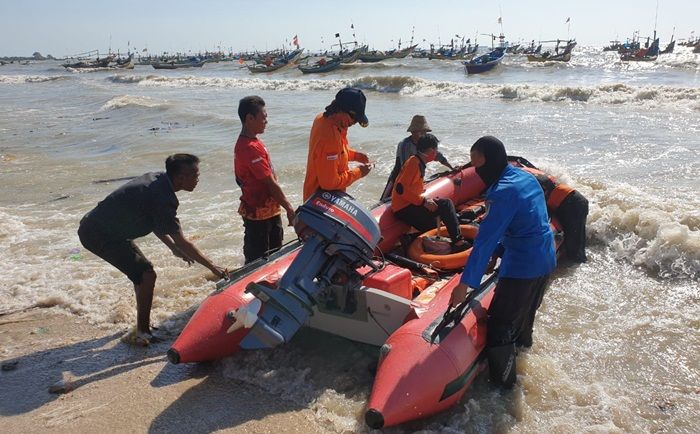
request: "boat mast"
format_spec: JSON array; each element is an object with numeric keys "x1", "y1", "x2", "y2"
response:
[{"x1": 653, "y1": 0, "x2": 659, "y2": 41}]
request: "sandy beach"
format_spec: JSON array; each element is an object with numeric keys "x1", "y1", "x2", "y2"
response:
[{"x1": 0, "y1": 309, "x2": 326, "y2": 433}]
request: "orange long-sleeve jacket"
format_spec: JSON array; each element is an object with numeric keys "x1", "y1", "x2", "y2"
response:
[
  {"x1": 391, "y1": 155, "x2": 427, "y2": 212},
  {"x1": 303, "y1": 113, "x2": 362, "y2": 201}
]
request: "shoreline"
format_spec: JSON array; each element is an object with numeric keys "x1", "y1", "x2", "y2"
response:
[{"x1": 0, "y1": 308, "x2": 324, "y2": 433}]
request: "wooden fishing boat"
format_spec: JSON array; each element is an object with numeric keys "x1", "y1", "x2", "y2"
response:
[
  {"x1": 62, "y1": 55, "x2": 115, "y2": 69},
  {"x1": 620, "y1": 38, "x2": 660, "y2": 61},
  {"x1": 464, "y1": 47, "x2": 505, "y2": 74},
  {"x1": 527, "y1": 40, "x2": 576, "y2": 62},
  {"x1": 248, "y1": 49, "x2": 304, "y2": 73},
  {"x1": 338, "y1": 45, "x2": 367, "y2": 63},
  {"x1": 151, "y1": 58, "x2": 206, "y2": 69},
  {"x1": 391, "y1": 44, "x2": 418, "y2": 59},
  {"x1": 358, "y1": 50, "x2": 393, "y2": 63},
  {"x1": 298, "y1": 57, "x2": 342, "y2": 74}
]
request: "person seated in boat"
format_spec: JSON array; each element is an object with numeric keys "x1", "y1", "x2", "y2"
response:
[
  {"x1": 521, "y1": 166, "x2": 588, "y2": 263},
  {"x1": 391, "y1": 133, "x2": 468, "y2": 252},
  {"x1": 450, "y1": 136, "x2": 556, "y2": 388},
  {"x1": 380, "y1": 115, "x2": 453, "y2": 201},
  {"x1": 78, "y1": 154, "x2": 228, "y2": 347},
  {"x1": 303, "y1": 87, "x2": 372, "y2": 201},
  {"x1": 234, "y1": 96, "x2": 296, "y2": 264}
]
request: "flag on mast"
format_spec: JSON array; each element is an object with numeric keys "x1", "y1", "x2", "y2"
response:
[
  {"x1": 565, "y1": 17, "x2": 570, "y2": 23},
  {"x1": 497, "y1": 16, "x2": 502, "y2": 24},
  {"x1": 293, "y1": 35, "x2": 300, "y2": 48}
]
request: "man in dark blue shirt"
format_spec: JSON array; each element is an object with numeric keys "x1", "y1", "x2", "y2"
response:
[{"x1": 78, "y1": 154, "x2": 227, "y2": 346}]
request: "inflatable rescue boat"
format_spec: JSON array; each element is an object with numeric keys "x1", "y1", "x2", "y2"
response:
[{"x1": 168, "y1": 156, "x2": 563, "y2": 428}]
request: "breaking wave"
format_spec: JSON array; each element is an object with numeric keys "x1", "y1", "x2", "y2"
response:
[
  {"x1": 584, "y1": 181, "x2": 700, "y2": 280},
  {"x1": 0, "y1": 75, "x2": 72, "y2": 84},
  {"x1": 99, "y1": 95, "x2": 170, "y2": 111},
  {"x1": 107, "y1": 74, "x2": 700, "y2": 110}
]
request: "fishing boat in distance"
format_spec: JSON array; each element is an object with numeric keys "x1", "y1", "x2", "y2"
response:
[
  {"x1": 167, "y1": 156, "x2": 566, "y2": 429},
  {"x1": 527, "y1": 39, "x2": 577, "y2": 62},
  {"x1": 464, "y1": 47, "x2": 505, "y2": 74},
  {"x1": 247, "y1": 48, "x2": 304, "y2": 73},
  {"x1": 620, "y1": 36, "x2": 660, "y2": 61},
  {"x1": 428, "y1": 38, "x2": 479, "y2": 61},
  {"x1": 62, "y1": 51, "x2": 134, "y2": 70},
  {"x1": 151, "y1": 57, "x2": 206, "y2": 69},
  {"x1": 298, "y1": 57, "x2": 342, "y2": 74},
  {"x1": 62, "y1": 50, "x2": 115, "y2": 69}
]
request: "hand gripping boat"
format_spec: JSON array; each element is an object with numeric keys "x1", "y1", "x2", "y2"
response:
[{"x1": 168, "y1": 157, "x2": 563, "y2": 428}]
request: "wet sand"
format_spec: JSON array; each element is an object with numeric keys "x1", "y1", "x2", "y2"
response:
[{"x1": 0, "y1": 309, "x2": 325, "y2": 433}]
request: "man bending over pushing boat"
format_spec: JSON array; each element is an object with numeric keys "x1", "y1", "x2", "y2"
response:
[{"x1": 78, "y1": 154, "x2": 228, "y2": 346}]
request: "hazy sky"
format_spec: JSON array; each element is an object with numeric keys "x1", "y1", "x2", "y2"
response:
[{"x1": 1, "y1": 0, "x2": 697, "y2": 56}]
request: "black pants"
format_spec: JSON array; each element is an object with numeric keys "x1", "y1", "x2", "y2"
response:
[
  {"x1": 243, "y1": 215, "x2": 284, "y2": 264},
  {"x1": 487, "y1": 275, "x2": 551, "y2": 348},
  {"x1": 486, "y1": 274, "x2": 550, "y2": 387},
  {"x1": 556, "y1": 191, "x2": 588, "y2": 263},
  {"x1": 394, "y1": 198, "x2": 462, "y2": 242}
]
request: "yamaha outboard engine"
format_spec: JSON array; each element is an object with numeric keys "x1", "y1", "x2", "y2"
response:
[{"x1": 239, "y1": 190, "x2": 381, "y2": 349}]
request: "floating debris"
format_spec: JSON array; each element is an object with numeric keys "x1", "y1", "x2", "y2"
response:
[
  {"x1": 1, "y1": 361, "x2": 18, "y2": 371},
  {"x1": 92, "y1": 176, "x2": 137, "y2": 184}
]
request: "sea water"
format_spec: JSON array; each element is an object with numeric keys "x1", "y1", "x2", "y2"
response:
[{"x1": 1, "y1": 48, "x2": 698, "y2": 432}]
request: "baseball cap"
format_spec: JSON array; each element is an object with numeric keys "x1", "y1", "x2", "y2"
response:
[{"x1": 335, "y1": 88, "x2": 368, "y2": 127}]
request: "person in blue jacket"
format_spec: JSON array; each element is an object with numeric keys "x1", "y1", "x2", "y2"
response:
[{"x1": 450, "y1": 136, "x2": 556, "y2": 388}]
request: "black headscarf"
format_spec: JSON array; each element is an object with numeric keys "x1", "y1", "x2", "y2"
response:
[{"x1": 471, "y1": 136, "x2": 507, "y2": 187}]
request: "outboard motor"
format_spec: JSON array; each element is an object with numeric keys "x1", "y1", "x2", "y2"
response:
[{"x1": 239, "y1": 190, "x2": 381, "y2": 349}]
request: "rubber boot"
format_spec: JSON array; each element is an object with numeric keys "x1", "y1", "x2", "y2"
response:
[{"x1": 487, "y1": 343, "x2": 517, "y2": 388}]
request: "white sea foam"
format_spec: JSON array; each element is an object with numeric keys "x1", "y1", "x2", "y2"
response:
[
  {"x1": 0, "y1": 75, "x2": 71, "y2": 84},
  {"x1": 220, "y1": 340, "x2": 368, "y2": 433},
  {"x1": 585, "y1": 181, "x2": 700, "y2": 279},
  {"x1": 99, "y1": 94, "x2": 170, "y2": 111},
  {"x1": 106, "y1": 73, "x2": 700, "y2": 110}
]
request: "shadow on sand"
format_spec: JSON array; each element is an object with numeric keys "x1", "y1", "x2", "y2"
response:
[{"x1": 0, "y1": 319, "x2": 164, "y2": 417}]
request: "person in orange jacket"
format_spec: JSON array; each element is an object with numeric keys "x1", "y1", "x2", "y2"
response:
[
  {"x1": 391, "y1": 133, "x2": 468, "y2": 251},
  {"x1": 303, "y1": 88, "x2": 372, "y2": 201},
  {"x1": 521, "y1": 166, "x2": 588, "y2": 263}
]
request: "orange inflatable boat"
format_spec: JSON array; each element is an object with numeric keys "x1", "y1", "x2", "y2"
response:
[{"x1": 168, "y1": 156, "x2": 563, "y2": 428}]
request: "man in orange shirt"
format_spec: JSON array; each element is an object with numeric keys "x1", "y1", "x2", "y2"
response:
[
  {"x1": 234, "y1": 96, "x2": 295, "y2": 263},
  {"x1": 391, "y1": 133, "x2": 467, "y2": 251},
  {"x1": 303, "y1": 88, "x2": 372, "y2": 201}
]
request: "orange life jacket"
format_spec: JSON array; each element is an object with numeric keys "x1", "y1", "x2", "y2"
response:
[
  {"x1": 391, "y1": 155, "x2": 427, "y2": 212},
  {"x1": 521, "y1": 166, "x2": 575, "y2": 210}
]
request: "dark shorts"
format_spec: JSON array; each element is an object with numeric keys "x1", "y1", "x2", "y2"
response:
[
  {"x1": 78, "y1": 217, "x2": 153, "y2": 285},
  {"x1": 242, "y1": 215, "x2": 284, "y2": 264}
]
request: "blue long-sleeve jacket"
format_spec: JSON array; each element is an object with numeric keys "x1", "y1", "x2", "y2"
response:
[{"x1": 460, "y1": 165, "x2": 556, "y2": 288}]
